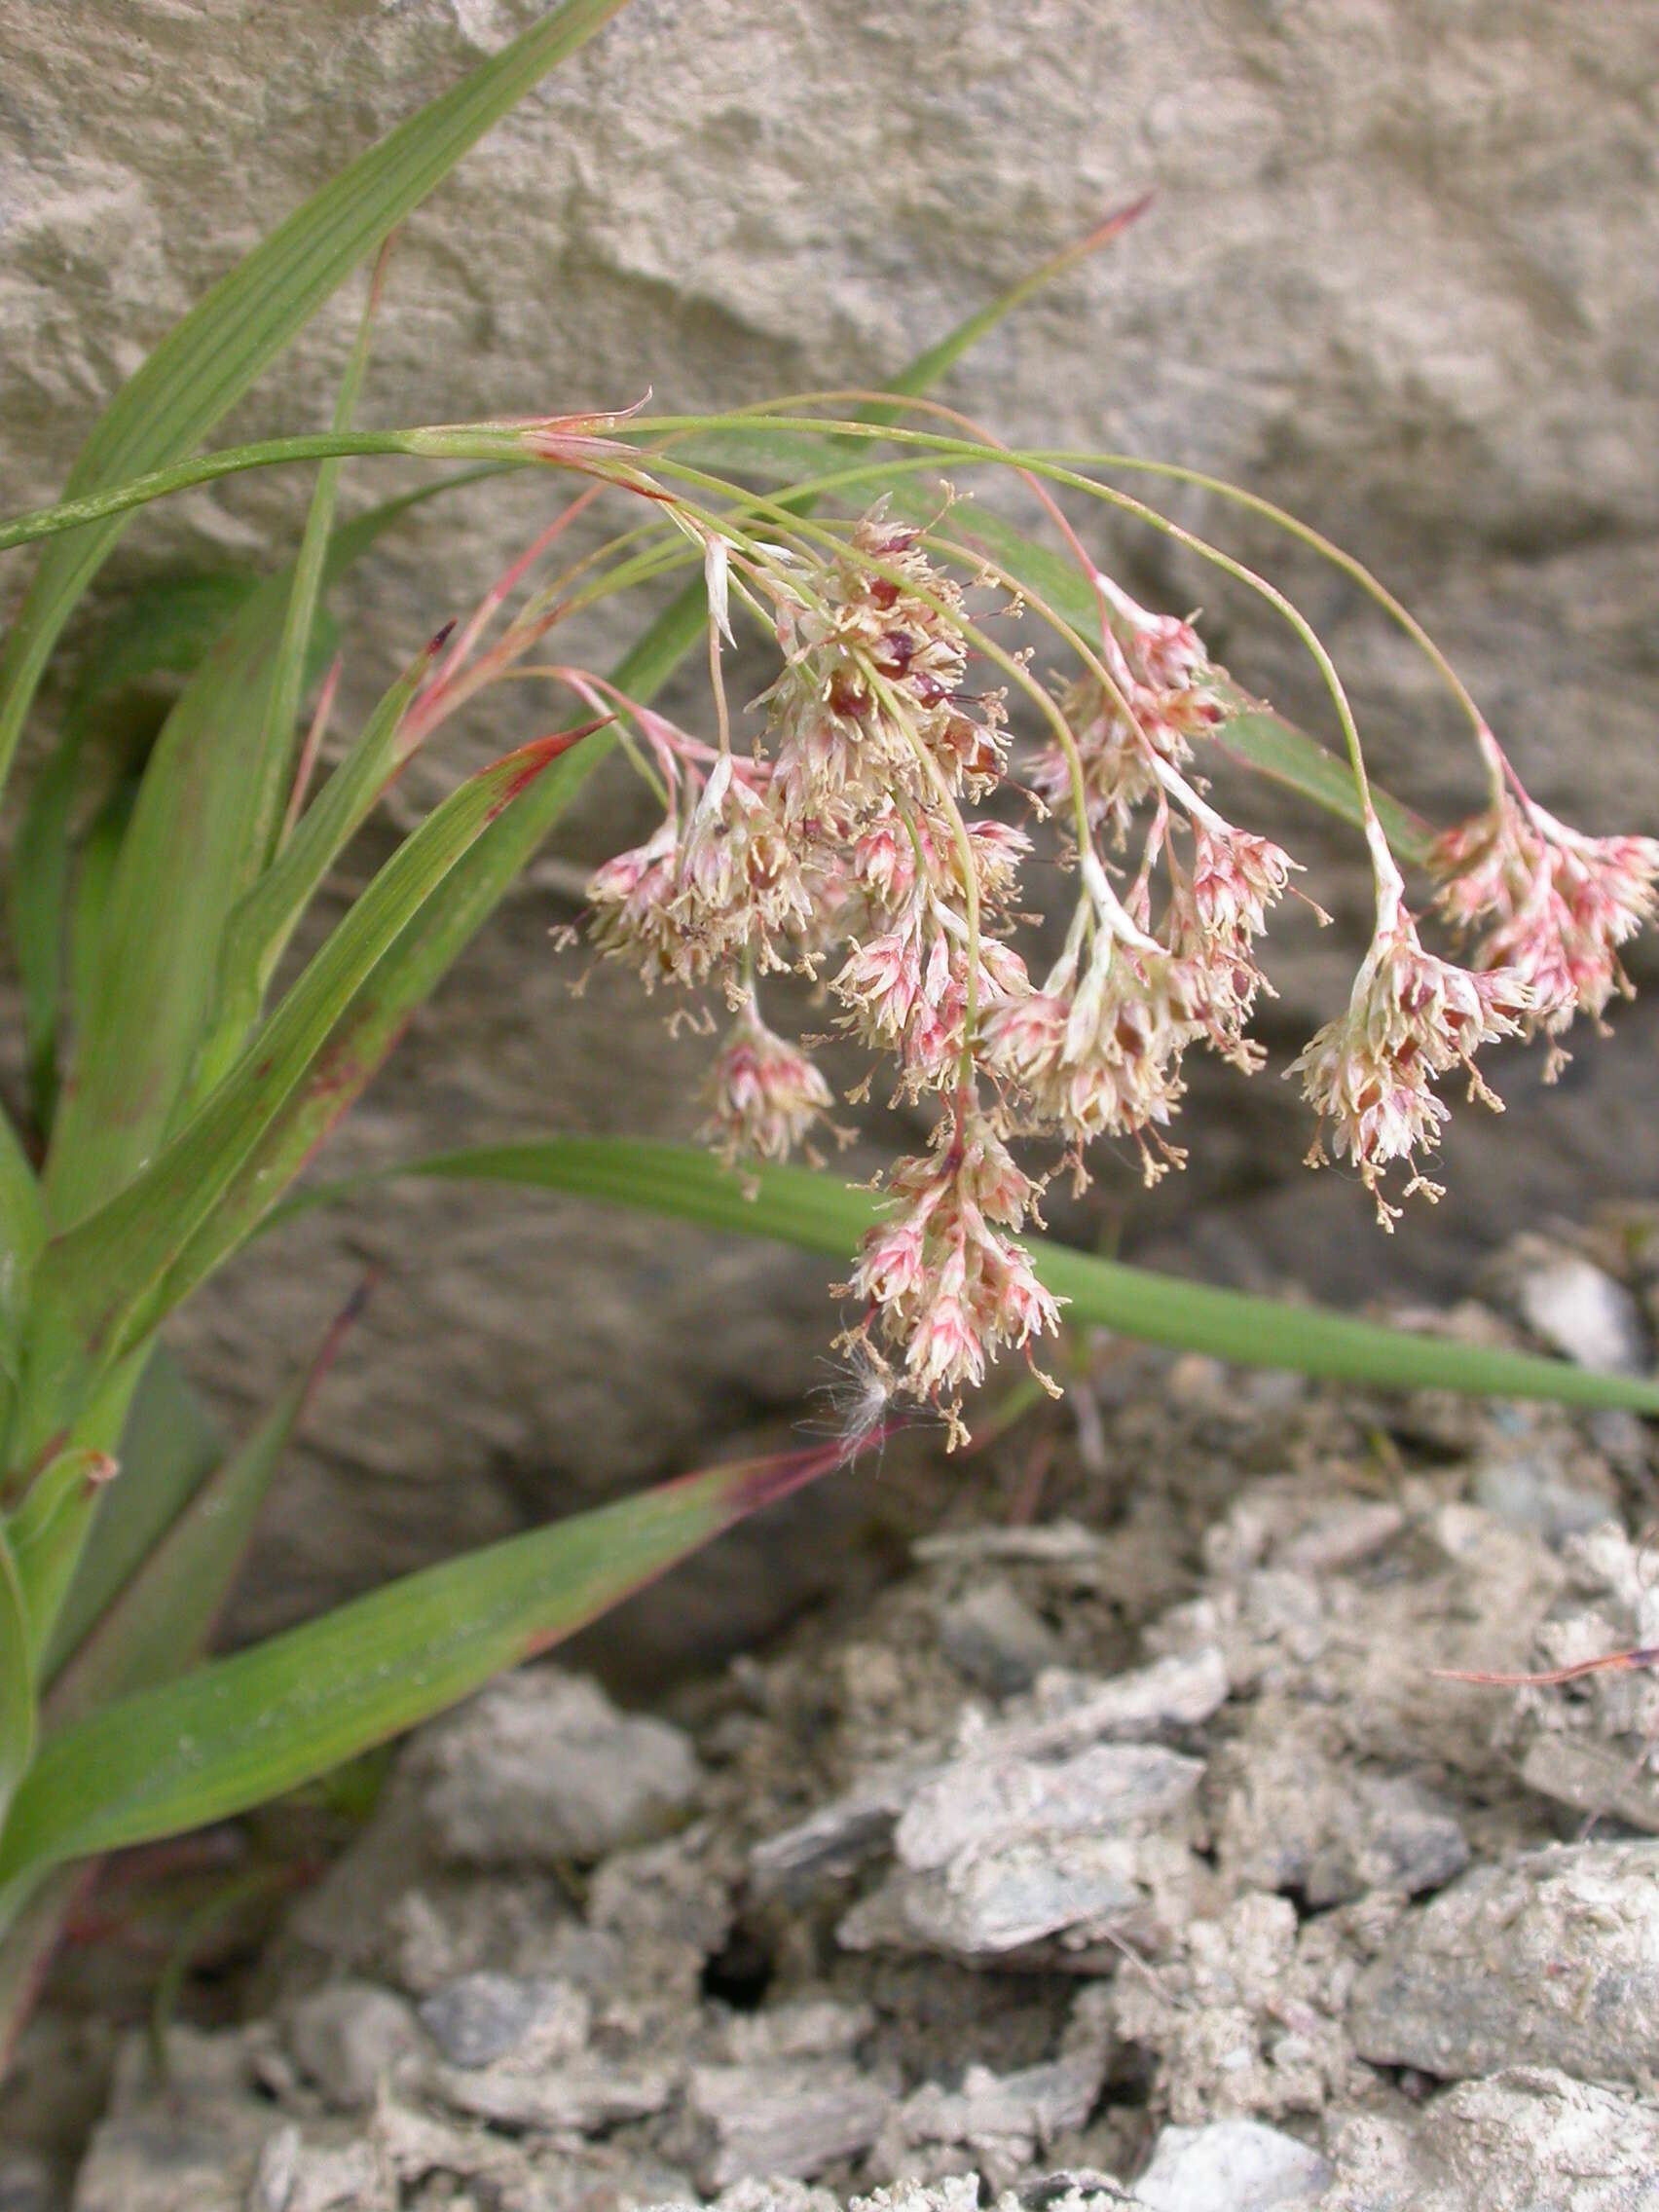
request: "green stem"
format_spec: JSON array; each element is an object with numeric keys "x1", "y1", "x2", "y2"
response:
[{"x1": 0, "y1": 430, "x2": 522, "y2": 551}]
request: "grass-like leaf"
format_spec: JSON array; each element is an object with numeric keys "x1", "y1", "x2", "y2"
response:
[
  {"x1": 0, "y1": 1434, "x2": 848, "y2": 1879},
  {"x1": 0, "y1": 0, "x2": 632, "y2": 806},
  {"x1": 41, "y1": 1352, "x2": 223, "y2": 1684},
  {"x1": 16, "y1": 726, "x2": 599, "y2": 1463},
  {"x1": 44, "y1": 1308, "x2": 355, "y2": 1730},
  {"x1": 290, "y1": 1136, "x2": 1659, "y2": 1418},
  {"x1": 8, "y1": 572, "x2": 266, "y2": 1141},
  {"x1": 0, "y1": 1537, "x2": 32, "y2": 1831}
]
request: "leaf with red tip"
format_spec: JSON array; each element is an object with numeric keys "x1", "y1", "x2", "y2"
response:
[
  {"x1": 13, "y1": 725, "x2": 600, "y2": 1464},
  {"x1": 0, "y1": 1435, "x2": 850, "y2": 1879}
]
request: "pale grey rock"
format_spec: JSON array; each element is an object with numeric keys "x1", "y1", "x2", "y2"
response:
[
  {"x1": 1320, "y1": 2068, "x2": 1659, "y2": 2212},
  {"x1": 838, "y1": 1832, "x2": 1148, "y2": 1960},
  {"x1": 247, "y1": 2134, "x2": 381, "y2": 2212},
  {"x1": 1470, "y1": 1451, "x2": 1619, "y2": 1543},
  {"x1": 410, "y1": 1669, "x2": 701, "y2": 1864},
  {"x1": 682, "y1": 2061, "x2": 893, "y2": 2192},
  {"x1": 750, "y1": 1652, "x2": 1224, "y2": 1900},
  {"x1": 1495, "y1": 1521, "x2": 1659, "y2": 1833},
  {"x1": 938, "y1": 1579, "x2": 1064, "y2": 1696},
  {"x1": 1349, "y1": 1841, "x2": 1659, "y2": 2086},
  {"x1": 1213, "y1": 1723, "x2": 1467, "y2": 1908},
  {"x1": 1108, "y1": 1890, "x2": 1358, "y2": 2127},
  {"x1": 416, "y1": 1970, "x2": 587, "y2": 2068},
  {"x1": 1484, "y1": 1241, "x2": 1651, "y2": 1377},
  {"x1": 876, "y1": 1987, "x2": 1113, "y2": 2191},
  {"x1": 1132, "y1": 2119, "x2": 1330, "y2": 2212},
  {"x1": 913, "y1": 1526, "x2": 1110, "y2": 1572},
  {"x1": 281, "y1": 1982, "x2": 420, "y2": 2111},
  {"x1": 4, "y1": 0, "x2": 1658, "y2": 1641},
  {"x1": 427, "y1": 2050, "x2": 676, "y2": 2131},
  {"x1": 894, "y1": 1744, "x2": 1203, "y2": 1874}
]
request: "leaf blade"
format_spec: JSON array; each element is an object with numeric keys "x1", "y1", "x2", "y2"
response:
[
  {"x1": 291, "y1": 1135, "x2": 1659, "y2": 1418},
  {"x1": 0, "y1": 1436, "x2": 845, "y2": 1878}
]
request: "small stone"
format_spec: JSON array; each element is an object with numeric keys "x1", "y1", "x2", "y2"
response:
[
  {"x1": 895, "y1": 1745, "x2": 1202, "y2": 1874},
  {"x1": 283, "y1": 1982, "x2": 419, "y2": 2110},
  {"x1": 1133, "y1": 2119, "x2": 1330, "y2": 2211},
  {"x1": 430, "y1": 2054, "x2": 676, "y2": 2132},
  {"x1": 412, "y1": 1670, "x2": 701, "y2": 1865},
  {"x1": 1214, "y1": 1726, "x2": 1467, "y2": 1908},
  {"x1": 685, "y1": 2061, "x2": 892, "y2": 2190},
  {"x1": 839, "y1": 1832, "x2": 1145, "y2": 1959},
  {"x1": 1471, "y1": 1452, "x2": 1618, "y2": 1543},
  {"x1": 1349, "y1": 1840, "x2": 1659, "y2": 2085},
  {"x1": 1491, "y1": 1242, "x2": 1650, "y2": 1376},
  {"x1": 416, "y1": 1972, "x2": 587, "y2": 2069},
  {"x1": 938, "y1": 1578, "x2": 1063, "y2": 1695}
]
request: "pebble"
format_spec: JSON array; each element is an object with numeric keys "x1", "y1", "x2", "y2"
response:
[
  {"x1": 412, "y1": 1670, "x2": 702, "y2": 1864},
  {"x1": 1349, "y1": 1840, "x2": 1659, "y2": 2086},
  {"x1": 1133, "y1": 2119, "x2": 1330, "y2": 2211},
  {"x1": 416, "y1": 1972, "x2": 587, "y2": 2069},
  {"x1": 281, "y1": 1981, "x2": 419, "y2": 2111}
]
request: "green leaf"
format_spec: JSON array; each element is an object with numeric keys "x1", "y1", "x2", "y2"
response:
[
  {"x1": 0, "y1": 0, "x2": 633, "y2": 806},
  {"x1": 0, "y1": 1533, "x2": 33, "y2": 1832},
  {"x1": 292, "y1": 1136, "x2": 1659, "y2": 1419},
  {"x1": 0, "y1": 1434, "x2": 847, "y2": 1879},
  {"x1": 0, "y1": 1115, "x2": 42, "y2": 1401},
  {"x1": 6, "y1": 1449, "x2": 119, "y2": 1662},
  {"x1": 44, "y1": 502, "x2": 422, "y2": 1233},
  {"x1": 185, "y1": 635, "x2": 439, "y2": 1110},
  {"x1": 44, "y1": 1307, "x2": 355, "y2": 1730},
  {"x1": 9, "y1": 571, "x2": 264, "y2": 1141},
  {"x1": 16, "y1": 726, "x2": 598, "y2": 1460},
  {"x1": 246, "y1": 240, "x2": 390, "y2": 886},
  {"x1": 42, "y1": 1350, "x2": 222, "y2": 1682}
]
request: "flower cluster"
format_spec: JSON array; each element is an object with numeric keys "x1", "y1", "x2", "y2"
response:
[
  {"x1": 1430, "y1": 782, "x2": 1659, "y2": 1067},
  {"x1": 842, "y1": 1108, "x2": 1061, "y2": 1448},
  {"x1": 701, "y1": 991, "x2": 834, "y2": 1166},
  {"x1": 568, "y1": 478, "x2": 1654, "y2": 1441},
  {"x1": 1291, "y1": 871, "x2": 1532, "y2": 1225}
]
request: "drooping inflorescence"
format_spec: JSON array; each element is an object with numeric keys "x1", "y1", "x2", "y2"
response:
[{"x1": 464, "y1": 416, "x2": 1659, "y2": 1442}]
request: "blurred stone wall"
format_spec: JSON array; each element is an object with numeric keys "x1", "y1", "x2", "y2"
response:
[{"x1": 2, "y1": 1, "x2": 1655, "y2": 1639}]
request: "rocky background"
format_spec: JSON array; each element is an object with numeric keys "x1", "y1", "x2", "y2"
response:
[
  {"x1": 2, "y1": 0, "x2": 1657, "y2": 1636},
  {"x1": 9, "y1": 1228, "x2": 1659, "y2": 2209}
]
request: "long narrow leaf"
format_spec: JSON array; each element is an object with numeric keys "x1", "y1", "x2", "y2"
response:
[
  {"x1": 0, "y1": 0, "x2": 631, "y2": 804},
  {"x1": 44, "y1": 1304, "x2": 358, "y2": 1729},
  {"x1": 186, "y1": 636, "x2": 441, "y2": 1110},
  {"x1": 0, "y1": 1535, "x2": 32, "y2": 1831},
  {"x1": 247, "y1": 241, "x2": 391, "y2": 883},
  {"x1": 290, "y1": 1136, "x2": 1659, "y2": 1418},
  {"x1": 41, "y1": 1351, "x2": 222, "y2": 1682},
  {"x1": 44, "y1": 501, "x2": 437, "y2": 1231},
  {"x1": 17, "y1": 728, "x2": 597, "y2": 1462},
  {"x1": 0, "y1": 1436, "x2": 848, "y2": 1879}
]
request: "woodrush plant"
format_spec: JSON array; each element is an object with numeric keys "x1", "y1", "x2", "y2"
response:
[{"x1": 0, "y1": 0, "x2": 1656, "y2": 2052}]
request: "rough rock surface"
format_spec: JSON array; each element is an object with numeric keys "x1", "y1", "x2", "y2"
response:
[
  {"x1": 3, "y1": 2, "x2": 1658, "y2": 1635},
  {"x1": 25, "y1": 1251, "x2": 1659, "y2": 2212}
]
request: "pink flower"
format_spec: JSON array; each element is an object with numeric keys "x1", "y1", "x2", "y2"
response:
[
  {"x1": 701, "y1": 995, "x2": 833, "y2": 1165},
  {"x1": 844, "y1": 1107, "x2": 1062, "y2": 1441},
  {"x1": 1292, "y1": 887, "x2": 1531, "y2": 1225},
  {"x1": 671, "y1": 754, "x2": 814, "y2": 983},
  {"x1": 1432, "y1": 791, "x2": 1659, "y2": 1055},
  {"x1": 586, "y1": 817, "x2": 684, "y2": 989}
]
